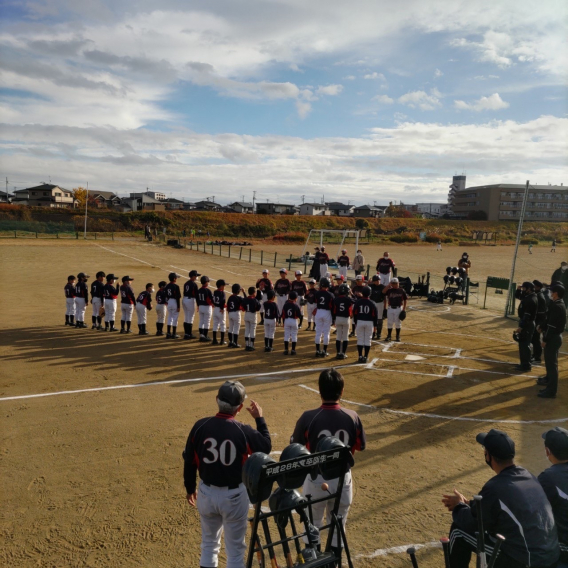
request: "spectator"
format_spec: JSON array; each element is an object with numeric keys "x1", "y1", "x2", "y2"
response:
[
  {"x1": 352, "y1": 249, "x2": 365, "y2": 276},
  {"x1": 551, "y1": 262, "x2": 568, "y2": 306},
  {"x1": 514, "y1": 281, "x2": 538, "y2": 372},
  {"x1": 442, "y1": 429, "x2": 559, "y2": 568},
  {"x1": 539, "y1": 427, "x2": 568, "y2": 565}
]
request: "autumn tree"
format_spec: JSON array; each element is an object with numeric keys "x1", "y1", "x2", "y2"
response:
[{"x1": 73, "y1": 187, "x2": 88, "y2": 208}]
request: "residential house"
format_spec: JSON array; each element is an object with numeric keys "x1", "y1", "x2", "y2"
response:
[
  {"x1": 229, "y1": 201, "x2": 254, "y2": 214},
  {"x1": 326, "y1": 202, "x2": 354, "y2": 217},
  {"x1": 193, "y1": 200, "x2": 222, "y2": 212},
  {"x1": 0, "y1": 193, "x2": 13, "y2": 203},
  {"x1": 352, "y1": 204, "x2": 385, "y2": 218},
  {"x1": 299, "y1": 203, "x2": 331, "y2": 216},
  {"x1": 164, "y1": 198, "x2": 185, "y2": 210},
  {"x1": 12, "y1": 184, "x2": 76, "y2": 208},
  {"x1": 122, "y1": 194, "x2": 165, "y2": 211},
  {"x1": 91, "y1": 190, "x2": 122, "y2": 208},
  {"x1": 255, "y1": 202, "x2": 296, "y2": 215},
  {"x1": 415, "y1": 202, "x2": 448, "y2": 218}
]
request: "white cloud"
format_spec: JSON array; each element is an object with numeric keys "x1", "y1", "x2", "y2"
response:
[
  {"x1": 343, "y1": 75, "x2": 356, "y2": 80},
  {"x1": 316, "y1": 84, "x2": 343, "y2": 96},
  {"x1": 454, "y1": 93, "x2": 509, "y2": 111},
  {"x1": 434, "y1": 68, "x2": 443, "y2": 78},
  {"x1": 363, "y1": 72, "x2": 386, "y2": 80},
  {"x1": 398, "y1": 90, "x2": 442, "y2": 111},
  {"x1": 295, "y1": 100, "x2": 312, "y2": 119},
  {"x1": 373, "y1": 94, "x2": 394, "y2": 104}
]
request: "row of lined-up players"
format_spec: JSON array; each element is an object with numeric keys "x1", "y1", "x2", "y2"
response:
[{"x1": 63, "y1": 268, "x2": 408, "y2": 362}]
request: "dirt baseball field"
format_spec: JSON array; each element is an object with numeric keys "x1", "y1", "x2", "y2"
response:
[{"x1": 1, "y1": 239, "x2": 566, "y2": 567}]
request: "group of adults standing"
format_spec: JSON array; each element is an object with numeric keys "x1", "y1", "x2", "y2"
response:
[{"x1": 308, "y1": 247, "x2": 392, "y2": 282}]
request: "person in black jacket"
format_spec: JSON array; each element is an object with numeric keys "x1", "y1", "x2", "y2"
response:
[
  {"x1": 531, "y1": 280, "x2": 548, "y2": 364},
  {"x1": 537, "y1": 284, "x2": 567, "y2": 398},
  {"x1": 514, "y1": 281, "x2": 538, "y2": 371},
  {"x1": 551, "y1": 262, "x2": 568, "y2": 306},
  {"x1": 442, "y1": 429, "x2": 559, "y2": 568},
  {"x1": 539, "y1": 427, "x2": 568, "y2": 563}
]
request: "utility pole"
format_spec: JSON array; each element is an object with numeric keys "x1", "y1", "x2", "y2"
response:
[
  {"x1": 5, "y1": 177, "x2": 8, "y2": 202},
  {"x1": 301, "y1": 195, "x2": 305, "y2": 204},
  {"x1": 84, "y1": 181, "x2": 89, "y2": 239},
  {"x1": 252, "y1": 190, "x2": 256, "y2": 213}
]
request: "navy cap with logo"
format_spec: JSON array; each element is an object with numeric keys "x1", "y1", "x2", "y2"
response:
[
  {"x1": 476, "y1": 429, "x2": 516, "y2": 460},
  {"x1": 217, "y1": 381, "x2": 246, "y2": 406},
  {"x1": 542, "y1": 427, "x2": 568, "y2": 460},
  {"x1": 189, "y1": 270, "x2": 201, "y2": 277}
]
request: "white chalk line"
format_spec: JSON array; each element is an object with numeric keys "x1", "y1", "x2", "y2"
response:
[
  {"x1": 356, "y1": 540, "x2": 441, "y2": 558},
  {"x1": 298, "y1": 385, "x2": 568, "y2": 424}
]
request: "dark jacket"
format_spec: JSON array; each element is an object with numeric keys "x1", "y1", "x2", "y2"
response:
[
  {"x1": 538, "y1": 463, "x2": 568, "y2": 551},
  {"x1": 535, "y1": 290, "x2": 548, "y2": 326},
  {"x1": 543, "y1": 299, "x2": 567, "y2": 341},
  {"x1": 518, "y1": 292, "x2": 538, "y2": 329}
]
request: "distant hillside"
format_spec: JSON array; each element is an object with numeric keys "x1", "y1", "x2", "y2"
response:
[{"x1": 0, "y1": 204, "x2": 566, "y2": 243}]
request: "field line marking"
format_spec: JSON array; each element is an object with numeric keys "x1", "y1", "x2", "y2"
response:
[
  {"x1": 365, "y1": 357, "x2": 378, "y2": 369},
  {"x1": 453, "y1": 349, "x2": 462, "y2": 358},
  {"x1": 356, "y1": 540, "x2": 441, "y2": 558},
  {"x1": 298, "y1": 385, "x2": 568, "y2": 424},
  {"x1": 446, "y1": 365, "x2": 457, "y2": 378}
]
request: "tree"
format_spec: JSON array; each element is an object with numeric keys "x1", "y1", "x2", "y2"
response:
[
  {"x1": 355, "y1": 218, "x2": 370, "y2": 230},
  {"x1": 73, "y1": 187, "x2": 88, "y2": 208},
  {"x1": 467, "y1": 210, "x2": 488, "y2": 220},
  {"x1": 384, "y1": 202, "x2": 412, "y2": 218}
]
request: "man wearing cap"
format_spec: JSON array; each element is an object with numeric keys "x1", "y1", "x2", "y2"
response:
[
  {"x1": 291, "y1": 270, "x2": 307, "y2": 328},
  {"x1": 514, "y1": 281, "x2": 538, "y2": 372},
  {"x1": 74, "y1": 272, "x2": 90, "y2": 328},
  {"x1": 537, "y1": 284, "x2": 567, "y2": 398},
  {"x1": 532, "y1": 280, "x2": 548, "y2": 364},
  {"x1": 376, "y1": 252, "x2": 395, "y2": 286},
  {"x1": 552, "y1": 262, "x2": 568, "y2": 307},
  {"x1": 182, "y1": 270, "x2": 200, "y2": 340},
  {"x1": 183, "y1": 381, "x2": 271, "y2": 568},
  {"x1": 384, "y1": 278, "x2": 407, "y2": 342},
  {"x1": 442, "y1": 429, "x2": 559, "y2": 568},
  {"x1": 255, "y1": 269, "x2": 272, "y2": 325},
  {"x1": 310, "y1": 247, "x2": 321, "y2": 281},
  {"x1": 539, "y1": 427, "x2": 568, "y2": 563},
  {"x1": 274, "y1": 268, "x2": 291, "y2": 323},
  {"x1": 319, "y1": 246, "x2": 330, "y2": 279},
  {"x1": 119, "y1": 276, "x2": 136, "y2": 334},
  {"x1": 337, "y1": 249, "x2": 350, "y2": 279}
]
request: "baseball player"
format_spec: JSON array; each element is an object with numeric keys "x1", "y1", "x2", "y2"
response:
[
  {"x1": 376, "y1": 252, "x2": 395, "y2": 286},
  {"x1": 384, "y1": 277, "x2": 407, "y2": 342},
  {"x1": 330, "y1": 274, "x2": 344, "y2": 296},
  {"x1": 64, "y1": 275, "x2": 76, "y2": 326},
  {"x1": 183, "y1": 270, "x2": 200, "y2": 340},
  {"x1": 74, "y1": 272, "x2": 89, "y2": 328},
  {"x1": 290, "y1": 369, "x2": 366, "y2": 560},
  {"x1": 350, "y1": 275, "x2": 366, "y2": 337},
  {"x1": 212, "y1": 279, "x2": 227, "y2": 345},
  {"x1": 255, "y1": 269, "x2": 272, "y2": 325},
  {"x1": 274, "y1": 268, "x2": 291, "y2": 323},
  {"x1": 242, "y1": 286, "x2": 261, "y2": 351},
  {"x1": 337, "y1": 249, "x2": 350, "y2": 279},
  {"x1": 333, "y1": 284, "x2": 353, "y2": 359},
  {"x1": 155, "y1": 281, "x2": 167, "y2": 336},
  {"x1": 227, "y1": 283, "x2": 246, "y2": 348},
  {"x1": 197, "y1": 275, "x2": 214, "y2": 342},
  {"x1": 353, "y1": 287, "x2": 377, "y2": 363},
  {"x1": 119, "y1": 276, "x2": 136, "y2": 334},
  {"x1": 437, "y1": 239, "x2": 442, "y2": 251},
  {"x1": 165, "y1": 272, "x2": 181, "y2": 339},
  {"x1": 262, "y1": 290, "x2": 279, "y2": 352},
  {"x1": 369, "y1": 275, "x2": 385, "y2": 340},
  {"x1": 314, "y1": 277, "x2": 334, "y2": 357},
  {"x1": 551, "y1": 239, "x2": 557, "y2": 253},
  {"x1": 135, "y1": 283, "x2": 153, "y2": 335},
  {"x1": 318, "y1": 246, "x2": 330, "y2": 278},
  {"x1": 282, "y1": 291, "x2": 301, "y2": 355},
  {"x1": 311, "y1": 247, "x2": 321, "y2": 282},
  {"x1": 90, "y1": 271, "x2": 105, "y2": 330},
  {"x1": 305, "y1": 279, "x2": 317, "y2": 331},
  {"x1": 291, "y1": 270, "x2": 307, "y2": 329},
  {"x1": 102, "y1": 274, "x2": 119, "y2": 332},
  {"x1": 183, "y1": 381, "x2": 271, "y2": 568}
]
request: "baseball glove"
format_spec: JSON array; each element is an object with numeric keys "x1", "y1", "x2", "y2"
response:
[
  {"x1": 256, "y1": 290, "x2": 263, "y2": 301},
  {"x1": 99, "y1": 306, "x2": 105, "y2": 317},
  {"x1": 399, "y1": 310, "x2": 407, "y2": 321},
  {"x1": 300, "y1": 298, "x2": 307, "y2": 306},
  {"x1": 382, "y1": 308, "x2": 387, "y2": 319}
]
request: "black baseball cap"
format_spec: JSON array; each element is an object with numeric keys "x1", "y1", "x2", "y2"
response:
[
  {"x1": 77, "y1": 272, "x2": 89, "y2": 279},
  {"x1": 542, "y1": 427, "x2": 568, "y2": 459},
  {"x1": 122, "y1": 275, "x2": 134, "y2": 282},
  {"x1": 476, "y1": 429, "x2": 515, "y2": 459},
  {"x1": 106, "y1": 273, "x2": 118, "y2": 280},
  {"x1": 217, "y1": 381, "x2": 246, "y2": 406},
  {"x1": 532, "y1": 280, "x2": 543, "y2": 288},
  {"x1": 189, "y1": 270, "x2": 200, "y2": 277}
]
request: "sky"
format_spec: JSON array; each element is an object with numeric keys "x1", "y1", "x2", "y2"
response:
[{"x1": 0, "y1": 0, "x2": 567, "y2": 205}]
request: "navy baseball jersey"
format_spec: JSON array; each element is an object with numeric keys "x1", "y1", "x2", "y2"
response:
[
  {"x1": 319, "y1": 252, "x2": 330, "y2": 265},
  {"x1": 385, "y1": 287, "x2": 407, "y2": 308},
  {"x1": 376, "y1": 257, "x2": 395, "y2": 274},
  {"x1": 90, "y1": 280, "x2": 104, "y2": 300},
  {"x1": 183, "y1": 413, "x2": 271, "y2": 494},
  {"x1": 64, "y1": 283, "x2": 76, "y2": 298},
  {"x1": 353, "y1": 298, "x2": 377, "y2": 322},
  {"x1": 538, "y1": 463, "x2": 568, "y2": 549},
  {"x1": 291, "y1": 280, "x2": 307, "y2": 297},
  {"x1": 103, "y1": 283, "x2": 119, "y2": 299},
  {"x1": 263, "y1": 301, "x2": 279, "y2": 320},
  {"x1": 183, "y1": 280, "x2": 198, "y2": 299},
  {"x1": 156, "y1": 289, "x2": 167, "y2": 305},
  {"x1": 136, "y1": 291, "x2": 152, "y2": 308},
  {"x1": 242, "y1": 296, "x2": 261, "y2": 313},
  {"x1": 338, "y1": 255, "x2": 350, "y2": 267},
  {"x1": 369, "y1": 284, "x2": 385, "y2": 303},
  {"x1": 315, "y1": 290, "x2": 334, "y2": 311},
  {"x1": 256, "y1": 278, "x2": 273, "y2": 292},
  {"x1": 165, "y1": 282, "x2": 181, "y2": 308},
  {"x1": 291, "y1": 403, "x2": 366, "y2": 458},
  {"x1": 282, "y1": 301, "x2": 302, "y2": 320},
  {"x1": 213, "y1": 290, "x2": 226, "y2": 309},
  {"x1": 196, "y1": 286, "x2": 213, "y2": 307},
  {"x1": 351, "y1": 284, "x2": 365, "y2": 298},
  {"x1": 75, "y1": 281, "x2": 89, "y2": 300},
  {"x1": 274, "y1": 278, "x2": 291, "y2": 296},
  {"x1": 227, "y1": 294, "x2": 244, "y2": 313},
  {"x1": 120, "y1": 284, "x2": 136, "y2": 305},
  {"x1": 333, "y1": 296, "x2": 354, "y2": 318},
  {"x1": 305, "y1": 288, "x2": 318, "y2": 304}
]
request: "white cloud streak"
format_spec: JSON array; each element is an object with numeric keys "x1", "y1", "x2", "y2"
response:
[{"x1": 454, "y1": 93, "x2": 510, "y2": 111}]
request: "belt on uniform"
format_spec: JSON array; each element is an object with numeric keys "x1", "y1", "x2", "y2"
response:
[{"x1": 203, "y1": 481, "x2": 241, "y2": 490}]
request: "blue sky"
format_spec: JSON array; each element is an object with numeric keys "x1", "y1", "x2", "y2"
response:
[{"x1": 0, "y1": 0, "x2": 566, "y2": 204}]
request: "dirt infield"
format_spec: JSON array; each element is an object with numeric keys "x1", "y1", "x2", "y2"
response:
[{"x1": 1, "y1": 240, "x2": 566, "y2": 567}]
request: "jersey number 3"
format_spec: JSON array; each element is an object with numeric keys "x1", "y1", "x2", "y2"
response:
[{"x1": 202, "y1": 438, "x2": 237, "y2": 465}]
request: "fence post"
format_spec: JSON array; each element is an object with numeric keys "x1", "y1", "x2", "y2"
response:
[
  {"x1": 14, "y1": 230, "x2": 17, "y2": 238},
  {"x1": 261, "y1": 250, "x2": 263, "y2": 265},
  {"x1": 112, "y1": 233, "x2": 114, "y2": 241},
  {"x1": 211, "y1": 242, "x2": 213, "y2": 255},
  {"x1": 228, "y1": 245, "x2": 231, "y2": 258},
  {"x1": 36, "y1": 232, "x2": 38, "y2": 238},
  {"x1": 304, "y1": 255, "x2": 308, "y2": 275},
  {"x1": 288, "y1": 254, "x2": 292, "y2": 272},
  {"x1": 76, "y1": 231, "x2": 79, "y2": 239},
  {"x1": 465, "y1": 277, "x2": 470, "y2": 305},
  {"x1": 249, "y1": 249, "x2": 252, "y2": 262},
  {"x1": 426, "y1": 271, "x2": 430, "y2": 291},
  {"x1": 95, "y1": 232, "x2": 97, "y2": 240},
  {"x1": 274, "y1": 252, "x2": 277, "y2": 268},
  {"x1": 366, "y1": 264, "x2": 370, "y2": 279},
  {"x1": 239, "y1": 247, "x2": 243, "y2": 260}
]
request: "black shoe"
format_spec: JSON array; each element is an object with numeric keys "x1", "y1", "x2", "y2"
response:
[
  {"x1": 335, "y1": 353, "x2": 342, "y2": 359},
  {"x1": 513, "y1": 365, "x2": 531, "y2": 372},
  {"x1": 187, "y1": 334, "x2": 196, "y2": 340},
  {"x1": 315, "y1": 351, "x2": 322, "y2": 358},
  {"x1": 532, "y1": 359, "x2": 542, "y2": 364},
  {"x1": 394, "y1": 337, "x2": 401, "y2": 342},
  {"x1": 219, "y1": 340, "x2": 227, "y2": 345},
  {"x1": 384, "y1": 336, "x2": 392, "y2": 342},
  {"x1": 141, "y1": 330, "x2": 149, "y2": 335},
  {"x1": 358, "y1": 356, "x2": 364, "y2": 363},
  {"x1": 203, "y1": 335, "x2": 212, "y2": 342},
  {"x1": 362, "y1": 356, "x2": 368, "y2": 363},
  {"x1": 290, "y1": 350, "x2": 296, "y2": 356},
  {"x1": 171, "y1": 334, "x2": 180, "y2": 339},
  {"x1": 109, "y1": 327, "x2": 118, "y2": 332},
  {"x1": 538, "y1": 391, "x2": 556, "y2": 398},
  {"x1": 322, "y1": 351, "x2": 329, "y2": 357},
  {"x1": 283, "y1": 349, "x2": 289, "y2": 355},
  {"x1": 97, "y1": 325, "x2": 103, "y2": 330},
  {"x1": 183, "y1": 334, "x2": 191, "y2": 340},
  {"x1": 264, "y1": 347, "x2": 270, "y2": 352},
  {"x1": 536, "y1": 377, "x2": 549, "y2": 386},
  {"x1": 126, "y1": 329, "x2": 133, "y2": 334},
  {"x1": 120, "y1": 329, "x2": 125, "y2": 334},
  {"x1": 212, "y1": 339, "x2": 219, "y2": 345},
  {"x1": 376, "y1": 336, "x2": 381, "y2": 341},
  {"x1": 92, "y1": 325, "x2": 97, "y2": 330},
  {"x1": 249, "y1": 345, "x2": 256, "y2": 351},
  {"x1": 349, "y1": 332, "x2": 355, "y2": 338},
  {"x1": 156, "y1": 331, "x2": 164, "y2": 336},
  {"x1": 234, "y1": 343, "x2": 241, "y2": 348}
]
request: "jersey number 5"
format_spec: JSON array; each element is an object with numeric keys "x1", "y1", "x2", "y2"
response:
[{"x1": 202, "y1": 438, "x2": 237, "y2": 466}]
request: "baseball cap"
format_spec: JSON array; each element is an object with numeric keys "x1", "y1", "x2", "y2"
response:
[
  {"x1": 561, "y1": 261, "x2": 568, "y2": 266},
  {"x1": 216, "y1": 279, "x2": 226, "y2": 287},
  {"x1": 77, "y1": 272, "x2": 89, "y2": 279},
  {"x1": 542, "y1": 427, "x2": 568, "y2": 459},
  {"x1": 309, "y1": 278, "x2": 316, "y2": 284},
  {"x1": 335, "y1": 274, "x2": 342, "y2": 280},
  {"x1": 122, "y1": 275, "x2": 134, "y2": 282},
  {"x1": 476, "y1": 429, "x2": 515, "y2": 460},
  {"x1": 356, "y1": 275, "x2": 363, "y2": 280},
  {"x1": 217, "y1": 380, "x2": 246, "y2": 406},
  {"x1": 372, "y1": 275, "x2": 380, "y2": 281},
  {"x1": 391, "y1": 277, "x2": 399, "y2": 284},
  {"x1": 280, "y1": 268, "x2": 287, "y2": 273},
  {"x1": 262, "y1": 269, "x2": 269, "y2": 274},
  {"x1": 532, "y1": 280, "x2": 543, "y2": 288},
  {"x1": 189, "y1": 270, "x2": 200, "y2": 277},
  {"x1": 295, "y1": 270, "x2": 302, "y2": 275},
  {"x1": 106, "y1": 273, "x2": 118, "y2": 280},
  {"x1": 521, "y1": 281, "x2": 534, "y2": 289}
]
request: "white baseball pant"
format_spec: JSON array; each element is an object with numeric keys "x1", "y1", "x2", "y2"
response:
[
  {"x1": 75, "y1": 298, "x2": 87, "y2": 322},
  {"x1": 212, "y1": 307, "x2": 226, "y2": 332},
  {"x1": 121, "y1": 303, "x2": 134, "y2": 322},
  {"x1": 319, "y1": 264, "x2": 328, "y2": 279},
  {"x1": 196, "y1": 481, "x2": 249, "y2": 568},
  {"x1": 183, "y1": 297, "x2": 196, "y2": 324},
  {"x1": 155, "y1": 304, "x2": 166, "y2": 324},
  {"x1": 104, "y1": 299, "x2": 116, "y2": 323},
  {"x1": 264, "y1": 318, "x2": 276, "y2": 339},
  {"x1": 307, "y1": 302, "x2": 316, "y2": 324},
  {"x1": 259, "y1": 292, "x2": 267, "y2": 314},
  {"x1": 303, "y1": 471, "x2": 353, "y2": 548},
  {"x1": 65, "y1": 298, "x2": 76, "y2": 316},
  {"x1": 437, "y1": 243, "x2": 442, "y2": 251},
  {"x1": 167, "y1": 299, "x2": 180, "y2": 326},
  {"x1": 284, "y1": 319, "x2": 299, "y2": 342},
  {"x1": 314, "y1": 310, "x2": 332, "y2": 345},
  {"x1": 356, "y1": 320, "x2": 373, "y2": 346},
  {"x1": 338, "y1": 266, "x2": 348, "y2": 278},
  {"x1": 199, "y1": 305, "x2": 213, "y2": 330},
  {"x1": 335, "y1": 316, "x2": 350, "y2": 342},
  {"x1": 387, "y1": 306, "x2": 402, "y2": 329},
  {"x1": 228, "y1": 312, "x2": 241, "y2": 335},
  {"x1": 136, "y1": 303, "x2": 147, "y2": 324},
  {"x1": 92, "y1": 297, "x2": 102, "y2": 318},
  {"x1": 276, "y1": 295, "x2": 287, "y2": 317},
  {"x1": 379, "y1": 273, "x2": 391, "y2": 286},
  {"x1": 244, "y1": 312, "x2": 257, "y2": 339}
]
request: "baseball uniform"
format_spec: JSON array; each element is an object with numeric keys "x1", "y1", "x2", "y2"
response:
[
  {"x1": 120, "y1": 283, "x2": 136, "y2": 333},
  {"x1": 337, "y1": 254, "x2": 350, "y2": 279},
  {"x1": 385, "y1": 287, "x2": 407, "y2": 341},
  {"x1": 103, "y1": 282, "x2": 119, "y2": 330},
  {"x1": 165, "y1": 282, "x2": 182, "y2": 337},
  {"x1": 263, "y1": 301, "x2": 279, "y2": 350},
  {"x1": 274, "y1": 278, "x2": 291, "y2": 321},
  {"x1": 282, "y1": 300, "x2": 301, "y2": 352},
  {"x1": 197, "y1": 286, "x2": 214, "y2": 339},
  {"x1": 64, "y1": 282, "x2": 76, "y2": 325},
  {"x1": 155, "y1": 288, "x2": 167, "y2": 335},
  {"x1": 291, "y1": 402, "x2": 366, "y2": 548},
  {"x1": 255, "y1": 277, "x2": 272, "y2": 316},
  {"x1": 291, "y1": 279, "x2": 308, "y2": 323},
  {"x1": 376, "y1": 257, "x2": 395, "y2": 286},
  {"x1": 227, "y1": 294, "x2": 245, "y2": 347},
  {"x1": 353, "y1": 298, "x2": 377, "y2": 347},
  {"x1": 183, "y1": 280, "x2": 199, "y2": 338},
  {"x1": 212, "y1": 289, "x2": 227, "y2": 344},
  {"x1": 242, "y1": 296, "x2": 261, "y2": 350},
  {"x1": 305, "y1": 287, "x2": 317, "y2": 327},
  {"x1": 90, "y1": 279, "x2": 105, "y2": 329},
  {"x1": 136, "y1": 290, "x2": 153, "y2": 334},
  {"x1": 333, "y1": 295, "x2": 353, "y2": 357},
  {"x1": 539, "y1": 462, "x2": 568, "y2": 561},
  {"x1": 369, "y1": 283, "x2": 385, "y2": 339},
  {"x1": 74, "y1": 280, "x2": 89, "y2": 327},
  {"x1": 314, "y1": 289, "x2": 334, "y2": 354},
  {"x1": 319, "y1": 251, "x2": 330, "y2": 279}
]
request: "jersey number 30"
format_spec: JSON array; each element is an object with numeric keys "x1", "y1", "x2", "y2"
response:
[{"x1": 202, "y1": 438, "x2": 237, "y2": 465}]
